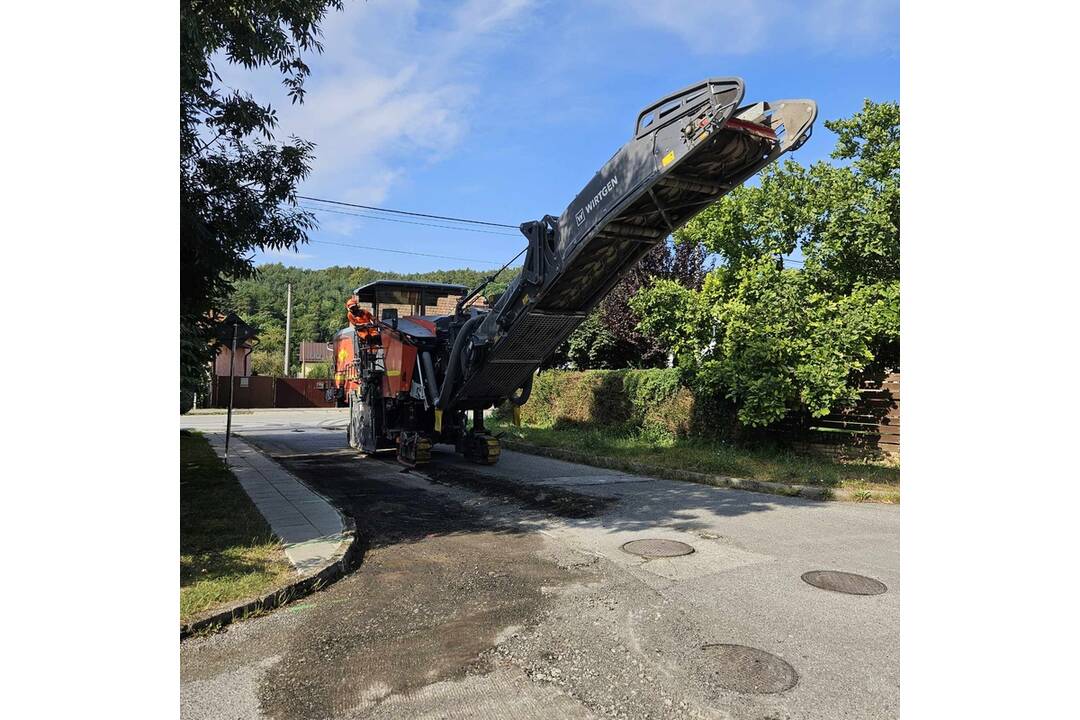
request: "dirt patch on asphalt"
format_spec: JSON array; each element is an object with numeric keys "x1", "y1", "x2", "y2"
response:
[
  {"x1": 250, "y1": 456, "x2": 590, "y2": 719},
  {"x1": 416, "y1": 460, "x2": 615, "y2": 519}
]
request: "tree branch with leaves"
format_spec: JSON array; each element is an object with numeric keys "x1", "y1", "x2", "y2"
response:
[
  {"x1": 180, "y1": 0, "x2": 344, "y2": 394},
  {"x1": 633, "y1": 100, "x2": 900, "y2": 426}
]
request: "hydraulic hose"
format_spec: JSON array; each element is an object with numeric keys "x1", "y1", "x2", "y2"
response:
[
  {"x1": 508, "y1": 373, "x2": 533, "y2": 406},
  {"x1": 434, "y1": 314, "x2": 485, "y2": 409},
  {"x1": 420, "y1": 351, "x2": 440, "y2": 401}
]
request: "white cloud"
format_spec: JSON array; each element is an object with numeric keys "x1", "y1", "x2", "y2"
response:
[
  {"x1": 212, "y1": 0, "x2": 893, "y2": 216},
  {"x1": 802, "y1": 0, "x2": 897, "y2": 51},
  {"x1": 610, "y1": 0, "x2": 897, "y2": 55},
  {"x1": 215, "y1": 0, "x2": 537, "y2": 205}
]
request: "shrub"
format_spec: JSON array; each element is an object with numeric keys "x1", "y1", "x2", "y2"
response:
[
  {"x1": 506, "y1": 368, "x2": 700, "y2": 442},
  {"x1": 304, "y1": 362, "x2": 333, "y2": 379}
]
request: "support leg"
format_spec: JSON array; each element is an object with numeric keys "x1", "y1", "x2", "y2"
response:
[
  {"x1": 459, "y1": 409, "x2": 500, "y2": 464},
  {"x1": 397, "y1": 430, "x2": 431, "y2": 467}
]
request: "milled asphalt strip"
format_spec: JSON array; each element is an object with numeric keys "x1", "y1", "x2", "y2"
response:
[{"x1": 181, "y1": 433, "x2": 361, "y2": 639}]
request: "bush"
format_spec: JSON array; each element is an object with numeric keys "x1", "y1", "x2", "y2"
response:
[
  {"x1": 304, "y1": 362, "x2": 333, "y2": 379},
  {"x1": 505, "y1": 368, "x2": 702, "y2": 442},
  {"x1": 251, "y1": 348, "x2": 284, "y2": 377}
]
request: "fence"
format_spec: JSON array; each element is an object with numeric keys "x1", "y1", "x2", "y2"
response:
[
  {"x1": 212, "y1": 376, "x2": 336, "y2": 408},
  {"x1": 759, "y1": 371, "x2": 900, "y2": 457}
]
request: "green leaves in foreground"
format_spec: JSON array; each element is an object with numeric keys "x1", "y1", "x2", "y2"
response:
[
  {"x1": 633, "y1": 100, "x2": 900, "y2": 426},
  {"x1": 180, "y1": 0, "x2": 345, "y2": 394}
]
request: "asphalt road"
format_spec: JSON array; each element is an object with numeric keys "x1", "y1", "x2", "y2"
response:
[{"x1": 181, "y1": 409, "x2": 899, "y2": 719}]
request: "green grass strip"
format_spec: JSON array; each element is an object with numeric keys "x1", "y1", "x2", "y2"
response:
[
  {"x1": 490, "y1": 419, "x2": 898, "y2": 492},
  {"x1": 180, "y1": 432, "x2": 292, "y2": 623}
]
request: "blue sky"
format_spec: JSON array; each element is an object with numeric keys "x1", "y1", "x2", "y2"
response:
[{"x1": 221, "y1": 0, "x2": 899, "y2": 273}]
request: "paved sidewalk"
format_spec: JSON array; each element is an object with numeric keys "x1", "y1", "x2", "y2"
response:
[{"x1": 205, "y1": 433, "x2": 347, "y2": 574}]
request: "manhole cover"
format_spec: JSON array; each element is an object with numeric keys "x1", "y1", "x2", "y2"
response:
[
  {"x1": 702, "y1": 644, "x2": 798, "y2": 694},
  {"x1": 801, "y1": 570, "x2": 887, "y2": 595},
  {"x1": 620, "y1": 539, "x2": 694, "y2": 558}
]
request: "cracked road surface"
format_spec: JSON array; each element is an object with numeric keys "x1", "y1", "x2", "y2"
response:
[{"x1": 180, "y1": 409, "x2": 898, "y2": 719}]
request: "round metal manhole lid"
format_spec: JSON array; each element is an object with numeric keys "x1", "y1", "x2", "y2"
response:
[
  {"x1": 620, "y1": 539, "x2": 695, "y2": 558},
  {"x1": 702, "y1": 644, "x2": 798, "y2": 694},
  {"x1": 801, "y1": 570, "x2": 887, "y2": 595}
]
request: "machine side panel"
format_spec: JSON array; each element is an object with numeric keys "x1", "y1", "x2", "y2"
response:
[
  {"x1": 380, "y1": 328, "x2": 417, "y2": 396},
  {"x1": 333, "y1": 327, "x2": 359, "y2": 397}
]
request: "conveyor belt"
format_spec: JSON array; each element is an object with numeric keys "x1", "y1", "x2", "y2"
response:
[{"x1": 450, "y1": 78, "x2": 817, "y2": 409}]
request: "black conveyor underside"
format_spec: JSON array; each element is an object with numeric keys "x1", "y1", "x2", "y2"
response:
[{"x1": 539, "y1": 128, "x2": 769, "y2": 313}]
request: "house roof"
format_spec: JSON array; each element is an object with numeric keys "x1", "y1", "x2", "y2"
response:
[{"x1": 211, "y1": 312, "x2": 258, "y2": 346}]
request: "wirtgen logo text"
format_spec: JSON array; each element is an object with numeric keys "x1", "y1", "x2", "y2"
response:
[{"x1": 574, "y1": 175, "x2": 619, "y2": 227}]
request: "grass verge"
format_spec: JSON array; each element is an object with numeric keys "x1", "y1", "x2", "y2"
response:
[
  {"x1": 490, "y1": 419, "x2": 899, "y2": 499},
  {"x1": 180, "y1": 431, "x2": 292, "y2": 624}
]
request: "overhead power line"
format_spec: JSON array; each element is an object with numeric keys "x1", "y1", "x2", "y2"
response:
[
  {"x1": 296, "y1": 194, "x2": 807, "y2": 273},
  {"x1": 308, "y1": 239, "x2": 504, "y2": 267},
  {"x1": 301, "y1": 204, "x2": 521, "y2": 237},
  {"x1": 288, "y1": 195, "x2": 529, "y2": 268},
  {"x1": 298, "y1": 194, "x2": 519, "y2": 229},
  {"x1": 303, "y1": 202, "x2": 803, "y2": 270}
]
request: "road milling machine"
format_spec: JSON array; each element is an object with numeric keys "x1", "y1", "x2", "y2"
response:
[{"x1": 332, "y1": 78, "x2": 817, "y2": 466}]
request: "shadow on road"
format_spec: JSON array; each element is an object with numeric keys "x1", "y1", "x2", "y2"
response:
[{"x1": 279, "y1": 445, "x2": 806, "y2": 556}]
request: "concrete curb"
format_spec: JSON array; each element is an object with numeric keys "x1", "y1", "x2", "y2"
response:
[
  {"x1": 180, "y1": 443, "x2": 362, "y2": 640},
  {"x1": 184, "y1": 409, "x2": 255, "y2": 416},
  {"x1": 499, "y1": 439, "x2": 897, "y2": 503}
]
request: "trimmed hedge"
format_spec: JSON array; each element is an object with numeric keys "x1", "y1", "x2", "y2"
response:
[{"x1": 501, "y1": 369, "x2": 697, "y2": 440}]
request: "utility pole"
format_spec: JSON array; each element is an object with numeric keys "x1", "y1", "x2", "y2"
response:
[
  {"x1": 225, "y1": 321, "x2": 238, "y2": 460},
  {"x1": 283, "y1": 282, "x2": 292, "y2": 377}
]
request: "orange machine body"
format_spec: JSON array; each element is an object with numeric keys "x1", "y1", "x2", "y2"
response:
[{"x1": 333, "y1": 303, "x2": 437, "y2": 401}]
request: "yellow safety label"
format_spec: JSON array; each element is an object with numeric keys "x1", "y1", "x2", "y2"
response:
[{"x1": 661, "y1": 150, "x2": 676, "y2": 167}]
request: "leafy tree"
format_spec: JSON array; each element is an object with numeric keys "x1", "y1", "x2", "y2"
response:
[
  {"x1": 304, "y1": 362, "x2": 334, "y2": 379},
  {"x1": 482, "y1": 278, "x2": 513, "y2": 305},
  {"x1": 550, "y1": 238, "x2": 709, "y2": 369},
  {"x1": 180, "y1": 0, "x2": 344, "y2": 395},
  {"x1": 633, "y1": 100, "x2": 900, "y2": 426},
  {"x1": 562, "y1": 312, "x2": 621, "y2": 370},
  {"x1": 250, "y1": 348, "x2": 284, "y2": 377}
]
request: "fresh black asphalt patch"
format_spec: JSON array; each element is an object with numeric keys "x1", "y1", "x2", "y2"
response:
[
  {"x1": 243, "y1": 454, "x2": 590, "y2": 719},
  {"x1": 410, "y1": 459, "x2": 615, "y2": 519}
]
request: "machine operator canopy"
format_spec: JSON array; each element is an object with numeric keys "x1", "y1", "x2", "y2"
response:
[{"x1": 352, "y1": 280, "x2": 467, "y2": 313}]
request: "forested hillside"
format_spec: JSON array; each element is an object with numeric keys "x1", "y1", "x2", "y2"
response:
[{"x1": 229, "y1": 263, "x2": 494, "y2": 375}]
